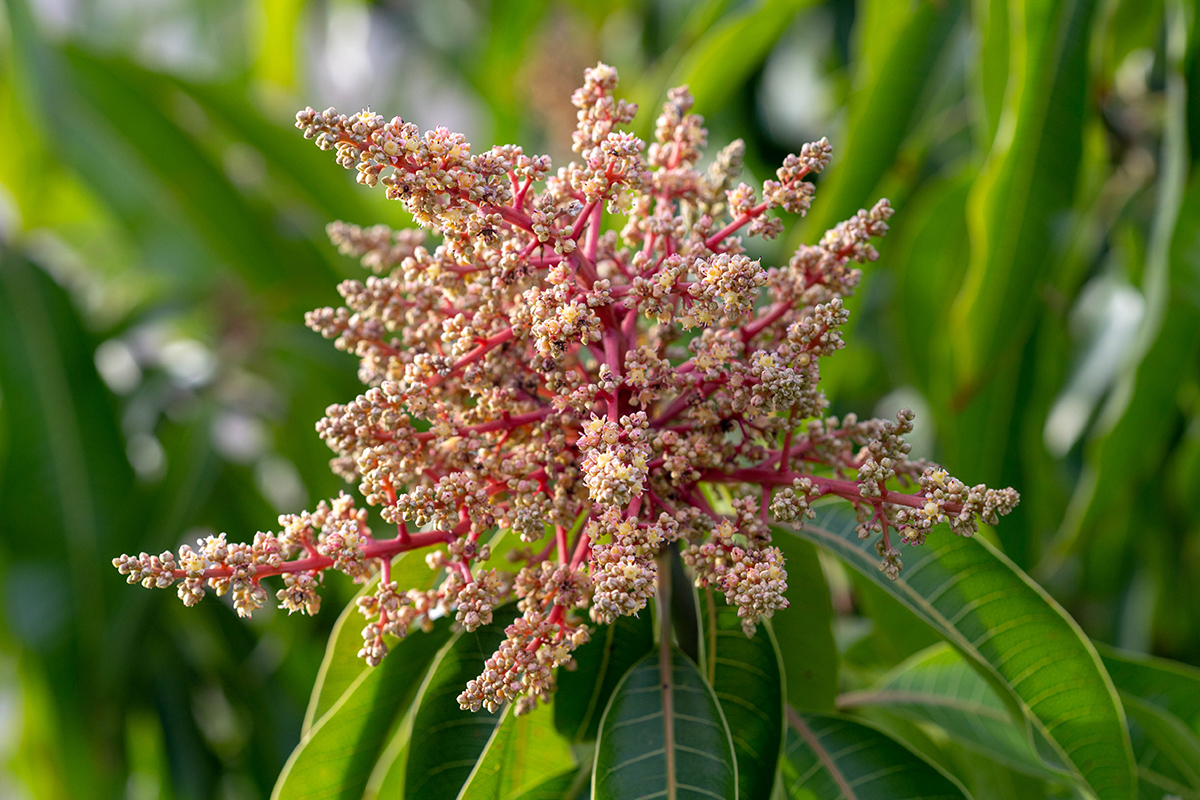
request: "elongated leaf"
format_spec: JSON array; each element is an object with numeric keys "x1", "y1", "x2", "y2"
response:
[
  {"x1": 800, "y1": 0, "x2": 960, "y2": 238},
  {"x1": 782, "y1": 711, "x2": 971, "y2": 799},
  {"x1": 273, "y1": 617, "x2": 454, "y2": 800},
  {"x1": 510, "y1": 769, "x2": 581, "y2": 799},
  {"x1": 699, "y1": 589, "x2": 784, "y2": 800},
  {"x1": 303, "y1": 551, "x2": 443, "y2": 731},
  {"x1": 592, "y1": 649, "x2": 738, "y2": 800},
  {"x1": 1097, "y1": 644, "x2": 1200, "y2": 732},
  {"x1": 838, "y1": 643, "x2": 1067, "y2": 779},
  {"x1": 781, "y1": 505, "x2": 1136, "y2": 800},
  {"x1": 1059, "y1": 174, "x2": 1200, "y2": 554},
  {"x1": 405, "y1": 607, "x2": 519, "y2": 800},
  {"x1": 951, "y1": 0, "x2": 1097, "y2": 389},
  {"x1": 555, "y1": 612, "x2": 654, "y2": 743},
  {"x1": 650, "y1": 0, "x2": 816, "y2": 123},
  {"x1": 458, "y1": 702, "x2": 576, "y2": 799},
  {"x1": 766, "y1": 533, "x2": 838, "y2": 710},
  {"x1": 1120, "y1": 692, "x2": 1200, "y2": 800}
]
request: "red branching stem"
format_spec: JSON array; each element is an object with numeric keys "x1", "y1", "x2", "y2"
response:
[
  {"x1": 414, "y1": 407, "x2": 554, "y2": 443},
  {"x1": 555, "y1": 524, "x2": 569, "y2": 566},
  {"x1": 700, "y1": 467, "x2": 954, "y2": 513},
  {"x1": 569, "y1": 525, "x2": 592, "y2": 570},
  {"x1": 704, "y1": 200, "x2": 768, "y2": 250},
  {"x1": 425, "y1": 327, "x2": 515, "y2": 388},
  {"x1": 174, "y1": 528, "x2": 456, "y2": 581},
  {"x1": 743, "y1": 301, "x2": 791, "y2": 340},
  {"x1": 603, "y1": 326, "x2": 622, "y2": 421},
  {"x1": 583, "y1": 201, "x2": 603, "y2": 262}
]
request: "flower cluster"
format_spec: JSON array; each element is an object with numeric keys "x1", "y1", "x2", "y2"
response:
[{"x1": 114, "y1": 63, "x2": 1018, "y2": 713}]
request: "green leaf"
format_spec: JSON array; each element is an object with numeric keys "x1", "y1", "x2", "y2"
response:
[
  {"x1": 592, "y1": 649, "x2": 738, "y2": 800},
  {"x1": 782, "y1": 711, "x2": 972, "y2": 799},
  {"x1": 838, "y1": 643, "x2": 1068, "y2": 780},
  {"x1": 765, "y1": 533, "x2": 838, "y2": 711},
  {"x1": 303, "y1": 551, "x2": 443, "y2": 732},
  {"x1": 885, "y1": 170, "x2": 974, "y2": 395},
  {"x1": 404, "y1": 607, "x2": 519, "y2": 800},
  {"x1": 641, "y1": 0, "x2": 817, "y2": 127},
  {"x1": 951, "y1": 0, "x2": 1098, "y2": 390},
  {"x1": 273, "y1": 617, "x2": 455, "y2": 800},
  {"x1": 799, "y1": 0, "x2": 961, "y2": 238},
  {"x1": 458, "y1": 702, "x2": 576, "y2": 799},
  {"x1": 1120, "y1": 692, "x2": 1200, "y2": 800},
  {"x1": 699, "y1": 589, "x2": 784, "y2": 800},
  {"x1": 1097, "y1": 643, "x2": 1200, "y2": 732},
  {"x1": 510, "y1": 770, "x2": 582, "y2": 799},
  {"x1": 554, "y1": 613, "x2": 654, "y2": 743},
  {"x1": 783, "y1": 504, "x2": 1136, "y2": 800}
]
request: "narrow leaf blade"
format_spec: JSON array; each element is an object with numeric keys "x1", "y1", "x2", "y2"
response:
[
  {"x1": 783, "y1": 711, "x2": 972, "y2": 799},
  {"x1": 779, "y1": 505, "x2": 1136, "y2": 800}
]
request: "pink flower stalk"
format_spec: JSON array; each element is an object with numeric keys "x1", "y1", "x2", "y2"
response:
[{"x1": 113, "y1": 64, "x2": 1018, "y2": 714}]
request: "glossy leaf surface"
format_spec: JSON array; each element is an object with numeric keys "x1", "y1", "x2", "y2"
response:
[
  {"x1": 303, "y1": 551, "x2": 443, "y2": 732},
  {"x1": 698, "y1": 590, "x2": 783, "y2": 800},
  {"x1": 782, "y1": 505, "x2": 1135, "y2": 800},
  {"x1": 592, "y1": 649, "x2": 737, "y2": 800},
  {"x1": 273, "y1": 617, "x2": 453, "y2": 800},
  {"x1": 554, "y1": 612, "x2": 654, "y2": 743},
  {"x1": 782, "y1": 712, "x2": 970, "y2": 799},
  {"x1": 458, "y1": 702, "x2": 576, "y2": 800},
  {"x1": 404, "y1": 608, "x2": 519, "y2": 800},
  {"x1": 838, "y1": 643, "x2": 1066, "y2": 779}
]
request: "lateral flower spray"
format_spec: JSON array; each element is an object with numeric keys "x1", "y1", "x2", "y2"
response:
[{"x1": 114, "y1": 64, "x2": 1018, "y2": 715}]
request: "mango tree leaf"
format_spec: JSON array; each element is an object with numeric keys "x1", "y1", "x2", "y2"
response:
[
  {"x1": 509, "y1": 769, "x2": 581, "y2": 799},
  {"x1": 592, "y1": 649, "x2": 738, "y2": 800},
  {"x1": 782, "y1": 711, "x2": 972, "y2": 799},
  {"x1": 303, "y1": 551, "x2": 443, "y2": 731},
  {"x1": 641, "y1": 0, "x2": 817, "y2": 127},
  {"x1": 768, "y1": 533, "x2": 838, "y2": 710},
  {"x1": 458, "y1": 702, "x2": 576, "y2": 799},
  {"x1": 1097, "y1": 643, "x2": 1200, "y2": 732},
  {"x1": 554, "y1": 613, "x2": 654, "y2": 743},
  {"x1": 800, "y1": 0, "x2": 961, "y2": 238},
  {"x1": 698, "y1": 589, "x2": 784, "y2": 800},
  {"x1": 951, "y1": 0, "x2": 1097, "y2": 390},
  {"x1": 783, "y1": 504, "x2": 1136, "y2": 800},
  {"x1": 362, "y1": 723, "x2": 410, "y2": 800},
  {"x1": 1057, "y1": 175, "x2": 1200, "y2": 556},
  {"x1": 837, "y1": 643, "x2": 1069, "y2": 780},
  {"x1": 1119, "y1": 692, "x2": 1200, "y2": 800},
  {"x1": 273, "y1": 617, "x2": 454, "y2": 800},
  {"x1": 405, "y1": 607, "x2": 520, "y2": 799}
]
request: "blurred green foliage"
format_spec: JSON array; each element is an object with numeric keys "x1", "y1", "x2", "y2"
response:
[{"x1": 0, "y1": 0, "x2": 1197, "y2": 797}]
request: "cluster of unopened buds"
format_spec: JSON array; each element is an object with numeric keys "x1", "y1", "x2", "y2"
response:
[{"x1": 114, "y1": 64, "x2": 1018, "y2": 714}]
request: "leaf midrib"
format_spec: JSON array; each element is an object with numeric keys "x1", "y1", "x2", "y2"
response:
[{"x1": 799, "y1": 520, "x2": 1087, "y2": 782}]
